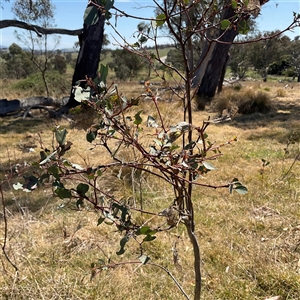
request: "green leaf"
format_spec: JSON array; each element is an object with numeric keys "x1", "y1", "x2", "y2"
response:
[
  {"x1": 87, "y1": 131, "x2": 97, "y2": 143},
  {"x1": 39, "y1": 173, "x2": 50, "y2": 184},
  {"x1": 112, "y1": 203, "x2": 129, "y2": 222},
  {"x1": 231, "y1": 0, "x2": 237, "y2": 9},
  {"x1": 55, "y1": 187, "x2": 72, "y2": 199},
  {"x1": 167, "y1": 131, "x2": 182, "y2": 143},
  {"x1": 237, "y1": 19, "x2": 250, "y2": 35},
  {"x1": 48, "y1": 165, "x2": 60, "y2": 180},
  {"x1": 184, "y1": 141, "x2": 196, "y2": 150},
  {"x1": 105, "y1": 11, "x2": 112, "y2": 20},
  {"x1": 230, "y1": 178, "x2": 248, "y2": 195},
  {"x1": 155, "y1": 13, "x2": 166, "y2": 27},
  {"x1": 40, "y1": 151, "x2": 48, "y2": 162},
  {"x1": 203, "y1": 161, "x2": 217, "y2": 170},
  {"x1": 139, "y1": 255, "x2": 150, "y2": 265},
  {"x1": 99, "y1": 64, "x2": 109, "y2": 84},
  {"x1": 134, "y1": 110, "x2": 143, "y2": 125},
  {"x1": 98, "y1": 258, "x2": 106, "y2": 265},
  {"x1": 229, "y1": 183, "x2": 234, "y2": 194},
  {"x1": 76, "y1": 198, "x2": 84, "y2": 208},
  {"x1": 131, "y1": 42, "x2": 140, "y2": 48},
  {"x1": 24, "y1": 175, "x2": 38, "y2": 190},
  {"x1": 139, "y1": 36, "x2": 148, "y2": 44},
  {"x1": 116, "y1": 235, "x2": 130, "y2": 255},
  {"x1": 77, "y1": 183, "x2": 89, "y2": 196},
  {"x1": 220, "y1": 19, "x2": 231, "y2": 30},
  {"x1": 55, "y1": 128, "x2": 68, "y2": 146},
  {"x1": 84, "y1": 6, "x2": 99, "y2": 25},
  {"x1": 234, "y1": 185, "x2": 248, "y2": 195},
  {"x1": 105, "y1": 0, "x2": 114, "y2": 12},
  {"x1": 136, "y1": 226, "x2": 150, "y2": 235},
  {"x1": 97, "y1": 216, "x2": 105, "y2": 226},
  {"x1": 143, "y1": 234, "x2": 156, "y2": 242},
  {"x1": 86, "y1": 168, "x2": 95, "y2": 179}
]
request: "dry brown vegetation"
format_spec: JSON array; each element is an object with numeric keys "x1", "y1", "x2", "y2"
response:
[{"x1": 1, "y1": 80, "x2": 300, "y2": 299}]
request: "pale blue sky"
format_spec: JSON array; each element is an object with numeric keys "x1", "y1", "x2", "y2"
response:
[{"x1": 1, "y1": 0, "x2": 299, "y2": 49}]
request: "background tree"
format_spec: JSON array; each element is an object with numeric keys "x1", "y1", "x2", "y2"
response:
[
  {"x1": 227, "y1": 42, "x2": 250, "y2": 79},
  {"x1": 51, "y1": 54, "x2": 67, "y2": 74},
  {"x1": 165, "y1": 48, "x2": 185, "y2": 71},
  {"x1": 286, "y1": 36, "x2": 300, "y2": 81},
  {"x1": 247, "y1": 31, "x2": 290, "y2": 80},
  {"x1": 12, "y1": 0, "x2": 60, "y2": 97},
  {"x1": 1, "y1": 43, "x2": 36, "y2": 78},
  {"x1": 109, "y1": 49, "x2": 144, "y2": 81}
]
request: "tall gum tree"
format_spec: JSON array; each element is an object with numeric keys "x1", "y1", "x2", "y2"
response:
[{"x1": 194, "y1": 0, "x2": 270, "y2": 109}]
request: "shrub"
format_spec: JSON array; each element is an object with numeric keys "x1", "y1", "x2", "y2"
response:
[{"x1": 12, "y1": 71, "x2": 70, "y2": 97}]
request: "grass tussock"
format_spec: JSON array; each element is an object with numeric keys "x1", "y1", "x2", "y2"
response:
[
  {"x1": 275, "y1": 88, "x2": 287, "y2": 97},
  {"x1": 213, "y1": 87, "x2": 276, "y2": 116},
  {"x1": 1, "y1": 81, "x2": 300, "y2": 299}
]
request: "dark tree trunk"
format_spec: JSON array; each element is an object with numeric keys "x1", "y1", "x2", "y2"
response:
[
  {"x1": 61, "y1": 8, "x2": 105, "y2": 112},
  {"x1": 196, "y1": 6, "x2": 238, "y2": 109},
  {"x1": 195, "y1": 1, "x2": 268, "y2": 109},
  {"x1": 217, "y1": 53, "x2": 230, "y2": 94}
]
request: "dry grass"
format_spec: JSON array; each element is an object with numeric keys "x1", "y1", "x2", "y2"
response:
[{"x1": 1, "y1": 80, "x2": 300, "y2": 299}]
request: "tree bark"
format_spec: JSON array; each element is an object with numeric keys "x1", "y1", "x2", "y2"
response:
[
  {"x1": 217, "y1": 53, "x2": 230, "y2": 94},
  {"x1": 61, "y1": 8, "x2": 105, "y2": 111},
  {"x1": 195, "y1": 0, "x2": 268, "y2": 109},
  {"x1": 196, "y1": 6, "x2": 238, "y2": 107}
]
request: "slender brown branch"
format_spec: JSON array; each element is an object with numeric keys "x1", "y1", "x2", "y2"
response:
[{"x1": 281, "y1": 152, "x2": 300, "y2": 181}]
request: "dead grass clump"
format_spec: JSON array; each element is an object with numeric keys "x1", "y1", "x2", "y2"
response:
[
  {"x1": 213, "y1": 88, "x2": 276, "y2": 116},
  {"x1": 238, "y1": 90, "x2": 274, "y2": 114},
  {"x1": 212, "y1": 90, "x2": 240, "y2": 117},
  {"x1": 275, "y1": 88, "x2": 287, "y2": 97}
]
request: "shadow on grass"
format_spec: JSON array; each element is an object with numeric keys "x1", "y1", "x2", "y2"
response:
[
  {"x1": 225, "y1": 98, "x2": 300, "y2": 144},
  {"x1": 0, "y1": 117, "x2": 49, "y2": 134}
]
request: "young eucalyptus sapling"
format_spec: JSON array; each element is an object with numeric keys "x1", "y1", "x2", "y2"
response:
[{"x1": 13, "y1": 1, "x2": 253, "y2": 299}]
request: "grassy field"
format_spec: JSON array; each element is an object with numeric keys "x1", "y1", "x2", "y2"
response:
[{"x1": 0, "y1": 79, "x2": 300, "y2": 299}]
